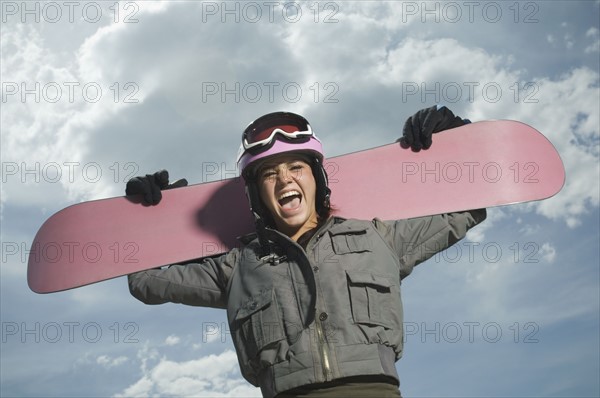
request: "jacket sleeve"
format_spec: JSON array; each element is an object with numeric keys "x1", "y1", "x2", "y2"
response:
[
  {"x1": 373, "y1": 209, "x2": 486, "y2": 279},
  {"x1": 127, "y1": 249, "x2": 238, "y2": 309}
]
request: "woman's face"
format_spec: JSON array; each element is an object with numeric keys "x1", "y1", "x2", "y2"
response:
[{"x1": 257, "y1": 154, "x2": 318, "y2": 240}]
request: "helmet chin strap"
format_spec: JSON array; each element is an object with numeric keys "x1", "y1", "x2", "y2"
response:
[
  {"x1": 311, "y1": 157, "x2": 331, "y2": 217},
  {"x1": 244, "y1": 182, "x2": 272, "y2": 259}
]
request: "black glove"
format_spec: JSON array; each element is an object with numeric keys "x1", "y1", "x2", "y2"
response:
[
  {"x1": 125, "y1": 170, "x2": 188, "y2": 205},
  {"x1": 398, "y1": 105, "x2": 468, "y2": 151}
]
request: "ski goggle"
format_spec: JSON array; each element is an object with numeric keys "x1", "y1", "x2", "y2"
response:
[{"x1": 241, "y1": 112, "x2": 314, "y2": 152}]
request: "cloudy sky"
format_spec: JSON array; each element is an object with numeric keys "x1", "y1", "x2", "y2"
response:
[{"x1": 1, "y1": 1, "x2": 599, "y2": 397}]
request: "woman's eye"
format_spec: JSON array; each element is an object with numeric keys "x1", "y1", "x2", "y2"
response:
[
  {"x1": 262, "y1": 170, "x2": 276, "y2": 180},
  {"x1": 289, "y1": 164, "x2": 305, "y2": 177}
]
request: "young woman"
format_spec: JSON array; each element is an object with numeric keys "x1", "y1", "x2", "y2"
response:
[{"x1": 127, "y1": 109, "x2": 486, "y2": 397}]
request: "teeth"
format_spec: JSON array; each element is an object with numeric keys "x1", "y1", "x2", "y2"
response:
[{"x1": 279, "y1": 190, "x2": 300, "y2": 200}]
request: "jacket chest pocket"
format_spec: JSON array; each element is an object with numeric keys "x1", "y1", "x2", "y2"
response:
[
  {"x1": 329, "y1": 226, "x2": 371, "y2": 254},
  {"x1": 346, "y1": 271, "x2": 398, "y2": 329},
  {"x1": 232, "y1": 288, "x2": 285, "y2": 360}
]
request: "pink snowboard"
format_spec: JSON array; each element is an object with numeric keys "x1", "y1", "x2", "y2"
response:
[{"x1": 27, "y1": 121, "x2": 565, "y2": 293}]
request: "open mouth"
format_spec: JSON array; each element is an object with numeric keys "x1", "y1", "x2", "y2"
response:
[{"x1": 278, "y1": 190, "x2": 302, "y2": 210}]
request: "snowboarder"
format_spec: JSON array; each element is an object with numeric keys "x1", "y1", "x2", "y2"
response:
[{"x1": 126, "y1": 106, "x2": 487, "y2": 397}]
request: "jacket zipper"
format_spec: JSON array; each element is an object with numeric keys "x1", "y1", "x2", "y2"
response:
[
  {"x1": 309, "y1": 223, "x2": 333, "y2": 381},
  {"x1": 316, "y1": 318, "x2": 332, "y2": 380}
]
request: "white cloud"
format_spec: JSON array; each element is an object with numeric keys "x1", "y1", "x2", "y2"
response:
[
  {"x1": 117, "y1": 376, "x2": 154, "y2": 397},
  {"x1": 1, "y1": 25, "x2": 134, "y2": 207},
  {"x1": 466, "y1": 207, "x2": 507, "y2": 243},
  {"x1": 97, "y1": 355, "x2": 128, "y2": 369},
  {"x1": 539, "y1": 242, "x2": 557, "y2": 263},
  {"x1": 564, "y1": 33, "x2": 575, "y2": 49},
  {"x1": 586, "y1": 27, "x2": 599, "y2": 37},
  {"x1": 115, "y1": 348, "x2": 260, "y2": 397},
  {"x1": 519, "y1": 223, "x2": 541, "y2": 236},
  {"x1": 584, "y1": 27, "x2": 600, "y2": 53},
  {"x1": 164, "y1": 335, "x2": 180, "y2": 346},
  {"x1": 0, "y1": 2, "x2": 177, "y2": 210},
  {"x1": 203, "y1": 324, "x2": 225, "y2": 344}
]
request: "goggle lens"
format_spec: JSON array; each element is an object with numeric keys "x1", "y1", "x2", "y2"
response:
[
  {"x1": 242, "y1": 113, "x2": 313, "y2": 151},
  {"x1": 246, "y1": 124, "x2": 304, "y2": 144}
]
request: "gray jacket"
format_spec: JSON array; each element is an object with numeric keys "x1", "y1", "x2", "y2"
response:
[{"x1": 129, "y1": 210, "x2": 486, "y2": 397}]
